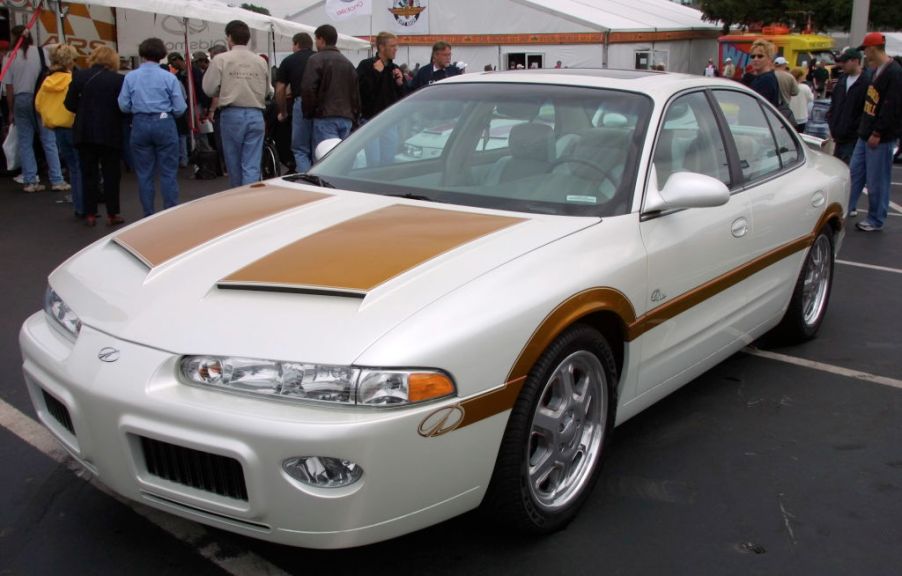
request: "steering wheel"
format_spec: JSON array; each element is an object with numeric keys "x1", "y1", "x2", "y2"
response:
[{"x1": 550, "y1": 156, "x2": 618, "y2": 189}]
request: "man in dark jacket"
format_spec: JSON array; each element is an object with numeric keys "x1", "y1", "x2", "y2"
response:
[
  {"x1": 410, "y1": 41, "x2": 461, "y2": 91},
  {"x1": 301, "y1": 24, "x2": 359, "y2": 153},
  {"x1": 827, "y1": 48, "x2": 870, "y2": 164},
  {"x1": 276, "y1": 32, "x2": 315, "y2": 172},
  {"x1": 357, "y1": 31, "x2": 406, "y2": 165},
  {"x1": 848, "y1": 32, "x2": 902, "y2": 231}
]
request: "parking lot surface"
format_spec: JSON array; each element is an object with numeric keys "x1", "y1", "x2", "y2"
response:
[{"x1": 1, "y1": 165, "x2": 900, "y2": 575}]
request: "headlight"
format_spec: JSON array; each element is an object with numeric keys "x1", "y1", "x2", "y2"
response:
[
  {"x1": 179, "y1": 356, "x2": 455, "y2": 407},
  {"x1": 44, "y1": 287, "x2": 81, "y2": 340}
]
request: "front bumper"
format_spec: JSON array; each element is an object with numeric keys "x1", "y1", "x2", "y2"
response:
[{"x1": 20, "y1": 312, "x2": 505, "y2": 548}]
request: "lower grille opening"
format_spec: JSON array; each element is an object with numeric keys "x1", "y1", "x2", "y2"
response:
[
  {"x1": 139, "y1": 436, "x2": 248, "y2": 501},
  {"x1": 42, "y1": 390, "x2": 75, "y2": 435}
]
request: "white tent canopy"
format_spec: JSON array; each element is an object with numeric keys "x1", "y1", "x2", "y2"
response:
[
  {"x1": 885, "y1": 32, "x2": 902, "y2": 56},
  {"x1": 69, "y1": 0, "x2": 369, "y2": 50},
  {"x1": 511, "y1": 0, "x2": 719, "y2": 32}
]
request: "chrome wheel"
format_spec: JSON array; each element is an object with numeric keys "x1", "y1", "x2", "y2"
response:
[
  {"x1": 801, "y1": 233, "x2": 833, "y2": 327},
  {"x1": 527, "y1": 350, "x2": 607, "y2": 511}
]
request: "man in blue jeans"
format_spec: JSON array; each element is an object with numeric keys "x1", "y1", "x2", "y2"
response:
[
  {"x1": 275, "y1": 33, "x2": 315, "y2": 173},
  {"x1": 301, "y1": 25, "x2": 359, "y2": 153},
  {"x1": 118, "y1": 37, "x2": 187, "y2": 216},
  {"x1": 848, "y1": 32, "x2": 902, "y2": 232},
  {"x1": 203, "y1": 20, "x2": 273, "y2": 187}
]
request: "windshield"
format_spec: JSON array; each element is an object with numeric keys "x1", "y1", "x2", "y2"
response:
[{"x1": 307, "y1": 83, "x2": 653, "y2": 216}]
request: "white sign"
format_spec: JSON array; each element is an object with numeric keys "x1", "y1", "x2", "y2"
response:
[
  {"x1": 388, "y1": 0, "x2": 429, "y2": 35},
  {"x1": 325, "y1": 0, "x2": 373, "y2": 22}
]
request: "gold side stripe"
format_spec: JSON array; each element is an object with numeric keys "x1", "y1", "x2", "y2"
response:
[
  {"x1": 454, "y1": 204, "x2": 844, "y2": 431},
  {"x1": 114, "y1": 185, "x2": 328, "y2": 268},
  {"x1": 221, "y1": 205, "x2": 526, "y2": 293}
]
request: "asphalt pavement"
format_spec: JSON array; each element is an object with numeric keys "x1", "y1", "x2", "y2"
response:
[{"x1": 1, "y1": 163, "x2": 900, "y2": 576}]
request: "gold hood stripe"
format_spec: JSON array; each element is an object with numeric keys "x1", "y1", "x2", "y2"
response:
[
  {"x1": 220, "y1": 205, "x2": 525, "y2": 293},
  {"x1": 114, "y1": 185, "x2": 328, "y2": 268}
]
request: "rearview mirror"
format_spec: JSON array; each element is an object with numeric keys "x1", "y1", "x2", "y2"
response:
[{"x1": 644, "y1": 170, "x2": 730, "y2": 213}]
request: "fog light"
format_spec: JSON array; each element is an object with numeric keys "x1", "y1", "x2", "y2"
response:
[{"x1": 283, "y1": 456, "x2": 363, "y2": 488}]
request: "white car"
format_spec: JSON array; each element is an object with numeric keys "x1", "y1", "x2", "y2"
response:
[{"x1": 21, "y1": 69, "x2": 849, "y2": 549}]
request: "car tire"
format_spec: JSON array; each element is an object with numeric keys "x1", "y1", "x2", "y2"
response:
[
  {"x1": 773, "y1": 227, "x2": 835, "y2": 342},
  {"x1": 481, "y1": 324, "x2": 616, "y2": 534}
]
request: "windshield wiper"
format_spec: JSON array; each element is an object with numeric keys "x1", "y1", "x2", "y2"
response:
[
  {"x1": 387, "y1": 192, "x2": 442, "y2": 203},
  {"x1": 285, "y1": 173, "x2": 335, "y2": 188}
]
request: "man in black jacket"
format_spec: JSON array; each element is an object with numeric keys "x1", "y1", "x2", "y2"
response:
[
  {"x1": 827, "y1": 48, "x2": 870, "y2": 164},
  {"x1": 357, "y1": 31, "x2": 406, "y2": 165},
  {"x1": 276, "y1": 32, "x2": 315, "y2": 172},
  {"x1": 848, "y1": 32, "x2": 902, "y2": 231},
  {"x1": 410, "y1": 41, "x2": 461, "y2": 91}
]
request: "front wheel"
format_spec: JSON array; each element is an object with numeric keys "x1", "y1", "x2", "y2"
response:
[
  {"x1": 774, "y1": 227, "x2": 835, "y2": 341},
  {"x1": 481, "y1": 324, "x2": 617, "y2": 533}
]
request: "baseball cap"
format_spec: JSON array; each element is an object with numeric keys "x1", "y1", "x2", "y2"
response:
[
  {"x1": 725, "y1": 57, "x2": 732, "y2": 62},
  {"x1": 857, "y1": 32, "x2": 885, "y2": 51},
  {"x1": 167, "y1": 51, "x2": 184, "y2": 63},
  {"x1": 837, "y1": 48, "x2": 862, "y2": 62},
  {"x1": 192, "y1": 51, "x2": 209, "y2": 62},
  {"x1": 774, "y1": 56, "x2": 788, "y2": 66}
]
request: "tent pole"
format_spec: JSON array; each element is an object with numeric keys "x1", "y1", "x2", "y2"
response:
[
  {"x1": 184, "y1": 17, "x2": 196, "y2": 152},
  {"x1": 602, "y1": 30, "x2": 609, "y2": 68},
  {"x1": 53, "y1": 0, "x2": 67, "y2": 44}
]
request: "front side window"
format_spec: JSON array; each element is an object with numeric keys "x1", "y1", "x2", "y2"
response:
[
  {"x1": 652, "y1": 91, "x2": 731, "y2": 189},
  {"x1": 308, "y1": 83, "x2": 653, "y2": 217},
  {"x1": 713, "y1": 90, "x2": 783, "y2": 182}
]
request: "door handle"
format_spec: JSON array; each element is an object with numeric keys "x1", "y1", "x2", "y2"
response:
[
  {"x1": 811, "y1": 191, "x2": 826, "y2": 207},
  {"x1": 731, "y1": 217, "x2": 748, "y2": 238}
]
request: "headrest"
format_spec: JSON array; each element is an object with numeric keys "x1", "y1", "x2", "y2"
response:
[{"x1": 508, "y1": 122, "x2": 554, "y2": 162}]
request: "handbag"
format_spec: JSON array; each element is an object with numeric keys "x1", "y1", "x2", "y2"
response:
[{"x1": 3, "y1": 125, "x2": 19, "y2": 171}]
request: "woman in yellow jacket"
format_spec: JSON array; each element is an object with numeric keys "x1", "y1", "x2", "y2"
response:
[{"x1": 35, "y1": 44, "x2": 83, "y2": 218}]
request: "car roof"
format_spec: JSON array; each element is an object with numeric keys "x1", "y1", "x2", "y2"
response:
[{"x1": 439, "y1": 69, "x2": 747, "y2": 101}]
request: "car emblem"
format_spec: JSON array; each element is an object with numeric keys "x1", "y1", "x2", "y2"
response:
[
  {"x1": 98, "y1": 347, "x2": 120, "y2": 363},
  {"x1": 418, "y1": 405, "x2": 465, "y2": 438}
]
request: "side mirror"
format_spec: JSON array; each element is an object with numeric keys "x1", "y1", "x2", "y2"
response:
[
  {"x1": 644, "y1": 170, "x2": 730, "y2": 213},
  {"x1": 314, "y1": 138, "x2": 342, "y2": 162}
]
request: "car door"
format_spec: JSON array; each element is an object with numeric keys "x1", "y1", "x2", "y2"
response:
[
  {"x1": 637, "y1": 90, "x2": 751, "y2": 394},
  {"x1": 710, "y1": 89, "x2": 817, "y2": 326}
]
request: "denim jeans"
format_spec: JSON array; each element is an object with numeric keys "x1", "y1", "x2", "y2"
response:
[
  {"x1": 131, "y1": 112, "x2": 179, "y2": 216},
  {"x1": 220, "y1": 107, "x2": 265, "y2": 188},
  {"x1": 55, "y1": 128, "x2": 83, "y2": 214},
  {"x1": 849, "y1": 138, "x2": 893, "y2": 227},
  {"x1": 312, "y1": 117, "x2": 352, "y2": 153},
  {"x1": 14, "y1": 93, "x2": 64, "y2": 185},
  {"x1": 291, "y1": 98, "x2": 313, "y2": 173}
]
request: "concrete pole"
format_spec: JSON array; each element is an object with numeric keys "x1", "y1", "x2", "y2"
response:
[{"x1": 849, "y1": 0, "x2": 870, "y2": 48}]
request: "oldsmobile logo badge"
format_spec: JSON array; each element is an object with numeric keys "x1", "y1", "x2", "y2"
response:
[
  {"x1": 418, "y1": 405, "x2": 465, "y2": 437},
  {"x1": 389, "y1": 0, "x2": 426, "y2": 27},
  {"x1": 97, "y1": 347, "x2": 120, "y2": 363}
]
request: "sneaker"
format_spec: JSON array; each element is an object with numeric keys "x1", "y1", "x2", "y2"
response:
[
  {"x1": 51, "y1": 182, "x2": 72, "y2": 192},
  {"x1": 13, "y1": 174, "x2": 26, "y2": 184},
  {"x1": 856, "y1": 220, "x2": 882, "y2": 232},
  {"x1": 848, "y1": 209, "x2": 858, "y2": 217},
  {"x1": 23, "y1": 183, "x2": 46, "y2": 193}
]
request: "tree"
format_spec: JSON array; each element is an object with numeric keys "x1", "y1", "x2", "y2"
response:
[
  {"x1": 240, "y1": 3, "x2": 271, "y2": 15},
  {"x1": 700, "y1": 0, "x2": 901, "y2": 32}
]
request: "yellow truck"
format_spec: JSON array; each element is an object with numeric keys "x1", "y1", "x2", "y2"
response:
[{"x1": 718, "y1": 26, "x2": 836, "y2": 83}]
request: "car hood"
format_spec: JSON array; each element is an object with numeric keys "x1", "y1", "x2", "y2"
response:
[{"x1": 51, "y1": 181, "x2": 598, "y2": 364}]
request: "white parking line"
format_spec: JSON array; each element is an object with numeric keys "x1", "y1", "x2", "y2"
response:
[
  {"x1": 744, "y1": 347, "x2": 902, "y2": 390},
  {"x1": 837, "y1": 260, "x2": 902, "y2": 275},
  {"x1": 0, "y1": 397, "x2": 289, "y2": 576}
]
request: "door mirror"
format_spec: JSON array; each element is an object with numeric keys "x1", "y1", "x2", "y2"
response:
[
  {"x1": 645, "y1": 170, "x2": 730, "y2": 213},
  {"x1": 314, "y1": 138, "x2": 342, "y2": 162}
]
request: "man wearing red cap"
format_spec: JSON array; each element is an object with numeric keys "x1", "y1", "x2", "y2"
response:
[{"x1": 848, "y1": 32, "x2": 902, "y2": 231}]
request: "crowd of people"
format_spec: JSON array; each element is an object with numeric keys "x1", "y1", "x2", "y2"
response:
[
  {"x1": 737, "y1": 34, "x2": 901, "y2": 233},
  {"x1": 0, "y1": 21, "x2": 468, "y2": 225}
]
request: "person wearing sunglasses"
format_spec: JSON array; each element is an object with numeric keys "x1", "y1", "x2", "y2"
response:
[{"x1": 747, "y1": 39, "x2": 780, "y2": 108}]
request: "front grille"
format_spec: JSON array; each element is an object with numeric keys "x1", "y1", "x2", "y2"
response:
[
  {"x1": 139, "y1": 436, "x2": 248, "y2": 501},
  {"x1": 42, "y1": 390, "x2": 75, "y2": 435}
]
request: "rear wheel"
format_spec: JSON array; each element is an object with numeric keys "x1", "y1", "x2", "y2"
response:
[
  {"x1": 482, "y1": 324, "x2": 616, "y2": 533},
  {"x1": 774, "y1": 227, "x2": 834, "y2": 341}
]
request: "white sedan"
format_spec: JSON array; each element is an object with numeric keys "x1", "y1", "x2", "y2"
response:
[{"x1": 21, "y1": 69, "x2": 849, "y2": 549}]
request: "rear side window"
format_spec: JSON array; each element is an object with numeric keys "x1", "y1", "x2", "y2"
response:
[
  {"x1": 763, "y1": 105, "x2": 802, "y2": 168},
  {"x1": 713, "y1": 90, "x2": 782, "y2": 183}
]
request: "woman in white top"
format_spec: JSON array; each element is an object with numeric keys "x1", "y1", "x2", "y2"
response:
[{"x1": 789, "y1": 67, "x2": 814, "y2": 133}]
